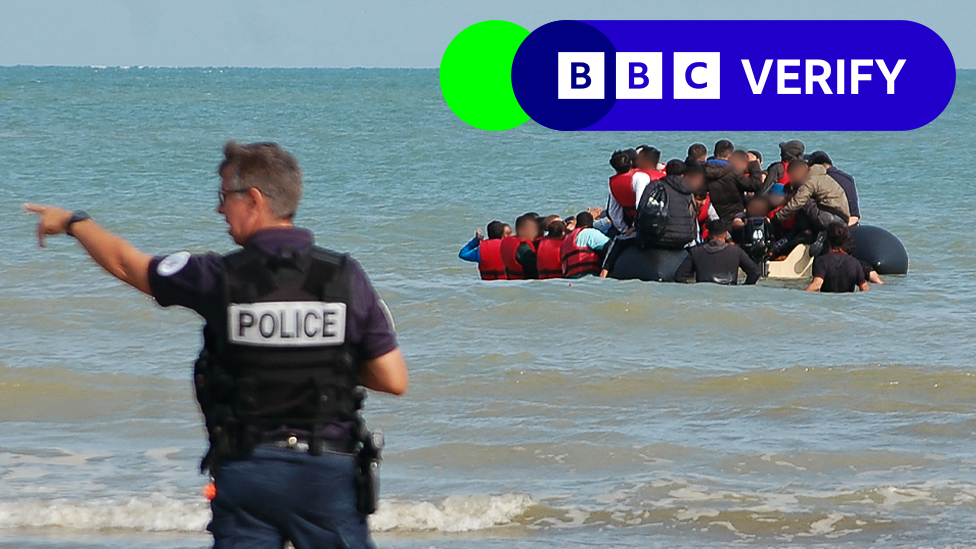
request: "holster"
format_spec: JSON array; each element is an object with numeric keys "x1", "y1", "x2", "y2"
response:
[{"x1": 355, "y1": 425, "x2": 383, "y2": 515}]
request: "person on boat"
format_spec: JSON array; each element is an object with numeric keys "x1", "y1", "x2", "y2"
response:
[
  {"x1": 539, "y1": 215, "x2": 561, "y2": 238},
  {"x1": 561, "y1": 211, "x2": 609, "y2": 278},
  {"x1": 458, "y1": 220, "x2": 509, "y2": 280},
  {"x1": 686, "y1": 158, "x2": 718, "y2": 243},
  {"x1": 731, "y1": 194, "x2": 773, "y2": 226},
  {"x1": 807, "y1": 150, "x2": 860, "y2": 226},
  {"x1": 536, "y1": 219, "x2": 567, "y2": 279},
  {"x1": 675, "y1": 219, "x2": 762, "y2": 285},
  {"x1": 765, "y1": 140, "x2": 805, "y2": 188},
  {"x1": 805, "y1": 222, "x2": 870, "y2": 293},
  {"x1": 563, "y1": 215, "x2": 576, "y2": 232},
  {"x1": 692, "y1": 186, "x2": 720, "y2": 244},
  {"x1": 703, "y1": 139, "x2": 765, "y2": 227},
  {"x1": 600, "y1": 160, "x2": 700, "y2": 276},
  {"x1": 747, "y1": 150, "x2": 763, "y2": 167},
  {"x1": 607, "y1": 149, "x2": 651, "y2": 236},
  {"x1": 686, "y1": 143, "x2": 707, "y2": 165},
  {"x1": 500, "y1": 213, "x2": 540, "y2": 279},
  {"x1": 635, "y1": 145, "x2": 667, "y2": 180},
  {"x1": 772, "y1": 160, "x2": 850, "y2": 236},
  {"x1": 729, "y1": 149, "x2": 753, "y2": 177},
  {"x1": 640, "y1": 159, "x2": 699, "y2": 249},
  {"x1": 767, "y1": 183, "x2": 787, "y2": 209}
]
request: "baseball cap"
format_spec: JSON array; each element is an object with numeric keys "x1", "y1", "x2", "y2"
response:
[
  {"x1": 807, "y1": 150, "x2": 833, "y2": 166},
  {"x1": 779, "y1": 140, "x2": 805, "y2": 160},
  {"x1": 769, "y1": 183, "x2": 786, "y2": 196}
]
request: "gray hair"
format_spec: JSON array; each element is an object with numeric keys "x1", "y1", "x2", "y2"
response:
[{"x1": 220, "y1": 141, "x2": 302, "y2": 219}]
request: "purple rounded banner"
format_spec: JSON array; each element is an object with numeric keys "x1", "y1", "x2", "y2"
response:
[{"x1": 511, "y1": 20, "x2": 955, "y2": 131}]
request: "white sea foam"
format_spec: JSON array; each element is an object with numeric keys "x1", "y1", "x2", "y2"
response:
[
  {"x1": 0, "y1": 497, "x2": 210, "y2": 532},
  {"x1": 370, "y1": 494, "x2": 534, "y2": 532},
  {"x1": 0, "y1": 494, "x2": 534, "y2": 534}
]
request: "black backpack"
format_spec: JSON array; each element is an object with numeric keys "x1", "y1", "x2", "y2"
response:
[{"x1": 636, "y1": 182, "x2": 669, "y2": 241}]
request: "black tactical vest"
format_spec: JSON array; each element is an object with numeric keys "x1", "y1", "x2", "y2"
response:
[{"x1": 194, "y1": 245, "x2": 363, "y2": 471}]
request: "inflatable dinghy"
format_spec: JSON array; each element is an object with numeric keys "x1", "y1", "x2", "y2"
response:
[
  {"x1": 766, "y1": 224, "x2": 909, "y2": 279},
  {"x1": 610, "y1": 246, "x2": 688, "y2": 282},
  {"x1": 850, "y1": 224, "x2": 909, "y2": 275},
  {"x1": 609, "y1": 224, "x2": 908, "y2": 282}
]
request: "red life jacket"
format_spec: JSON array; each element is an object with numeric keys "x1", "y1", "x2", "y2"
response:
[
  {"x1": 697, "y1": 194, "x2": 712, "y2": 240},
  {"x1": 500, "y1": 236, "x2": 535, "y2": 280},
  {"x1": 638, "y1": 168, "x2": 667, "y2": 181},
  {"x1": 608, "y1": 170, "x2": 637, "y2": 226},
  {"x1": 778, "y1": 161, "x2": 790, "y2": 184},
  {"x1": 535, "y1": 236, "x2": 565, "y2": 279},
  {"x1": 560, "y1": 228, "x2": 602, "y2": 278},
  {"x1": 768, "y1": 205, "x2": 797, "y2": 230},
  {"x1": 478, "y1": 239, "x2": 507, "y2": 280}
]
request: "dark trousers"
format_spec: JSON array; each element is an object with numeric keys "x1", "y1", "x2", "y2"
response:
[
  {"x1": 209, "y1": 447, "x2": 372, "y2": 549},
  {"x1": 799, "y1": 200, "x2": 848, "y2": 232}
]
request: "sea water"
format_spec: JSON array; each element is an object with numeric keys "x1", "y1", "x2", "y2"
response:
[{"x1": 0, "y1": 67, "x2": 975, "y2": 548}]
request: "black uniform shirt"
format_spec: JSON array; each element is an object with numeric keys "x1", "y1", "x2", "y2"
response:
[{"x1": 147, "y1": 227, "x2": 398, "y2": 361}]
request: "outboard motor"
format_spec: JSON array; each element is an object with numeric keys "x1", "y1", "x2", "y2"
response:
[{"x1": 739, "y1": 217, "x2": 772, "y2": 273}]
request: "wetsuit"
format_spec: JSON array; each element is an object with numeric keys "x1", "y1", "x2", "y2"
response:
[{"x1": 675, "y1": 240, "x2": 762, "y2": 285}]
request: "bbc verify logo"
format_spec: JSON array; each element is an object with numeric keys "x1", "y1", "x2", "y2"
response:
[
  {"x1": 505, "y1": 20, "x2": 954, "y2": 131},
  {"x1": 557, "y1": 52, "x2": 908, "y2": 101},
  {"x1": 558, "y1": 52, "x2": 719, "y2": 100}
]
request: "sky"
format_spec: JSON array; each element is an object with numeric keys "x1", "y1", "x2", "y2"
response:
[{"x1": 0, "y1": 0, "x2": 972, "y2": 68}]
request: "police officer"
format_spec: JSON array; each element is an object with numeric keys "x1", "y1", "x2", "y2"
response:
[{"x1": 24, "y1": 141, "x2": 408, "y2": 549}]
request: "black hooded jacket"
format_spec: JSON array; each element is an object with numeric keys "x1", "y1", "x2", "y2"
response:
[
  {"x1": 675, "y1": 240, "x2": 762, "y2": 285},
  {"x1": 638, "y1": 174, "x2": 697, "y2": 249},
  {"x1": 703, "y1": 159, "x2": 764, "y2": 224}
]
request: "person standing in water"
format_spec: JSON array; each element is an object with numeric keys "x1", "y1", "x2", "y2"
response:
[
  {"x1": 805, "y1": 222, "x2": 871, "y2": 293},
  {"x1": 675, "y1": 219, "x2": 763, "y2": 286},
  {"x1": 24, "y1": 141, "x2": 408, "y2": 549}
]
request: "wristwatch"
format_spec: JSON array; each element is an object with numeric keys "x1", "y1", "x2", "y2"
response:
[{"x1": 65, "y1": 210, "x2": 91, "y2": 236}]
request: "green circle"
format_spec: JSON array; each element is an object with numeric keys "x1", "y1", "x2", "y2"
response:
[{"x1": 440, "y1": 20, "x2": 530, "y2": 131}]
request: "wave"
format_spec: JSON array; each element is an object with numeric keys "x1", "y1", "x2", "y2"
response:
[{"x1": 0, "y1": 494, "x2": 534, "y2": 534}]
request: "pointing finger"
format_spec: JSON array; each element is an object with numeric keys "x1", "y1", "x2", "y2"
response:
[{"x1": 22, "y1": 203, "x2": 46, "y2": 214}]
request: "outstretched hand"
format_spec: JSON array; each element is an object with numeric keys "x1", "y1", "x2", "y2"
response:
[{"x1": 22, "y1": 203, "x2": 73, "y2": 248}]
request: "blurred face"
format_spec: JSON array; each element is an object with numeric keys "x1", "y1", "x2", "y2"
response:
[
  {"x1": 684, "y1": 172, "x2": 705, "y2": 193},
  {"x1": 729, "y1": 155, "x2": 748, "y2": 173},
  {"x1": 515, "y1": 222, "x2": 536, "y2": 240},
  {"x1": 564, "y1": 218, "x2": 577, "y2": 231},
  {"x1": 635, "y1": 155, "x2": 654, "y2": 171},
  {"x1": 787, "y1": 163, "x2": 810, "y2": 183},
  {"x1": 746, "y1": 199, "x2": 770, "y2": 218},
  {"x1": 769, "y1": 194, "x2": 786, "y2": 208},
  {"x1": 502, "y1": 225, "x2": 513, "y2": 237}
]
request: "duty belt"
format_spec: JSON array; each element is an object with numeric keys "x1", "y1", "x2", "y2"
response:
[{"x1": 259, "y1": 435, "x2": 356, "y2": 456}]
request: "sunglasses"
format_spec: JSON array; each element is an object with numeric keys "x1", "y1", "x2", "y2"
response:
[{"x1": 217, "y1": 188, "x2": 248, "y2": 206}]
